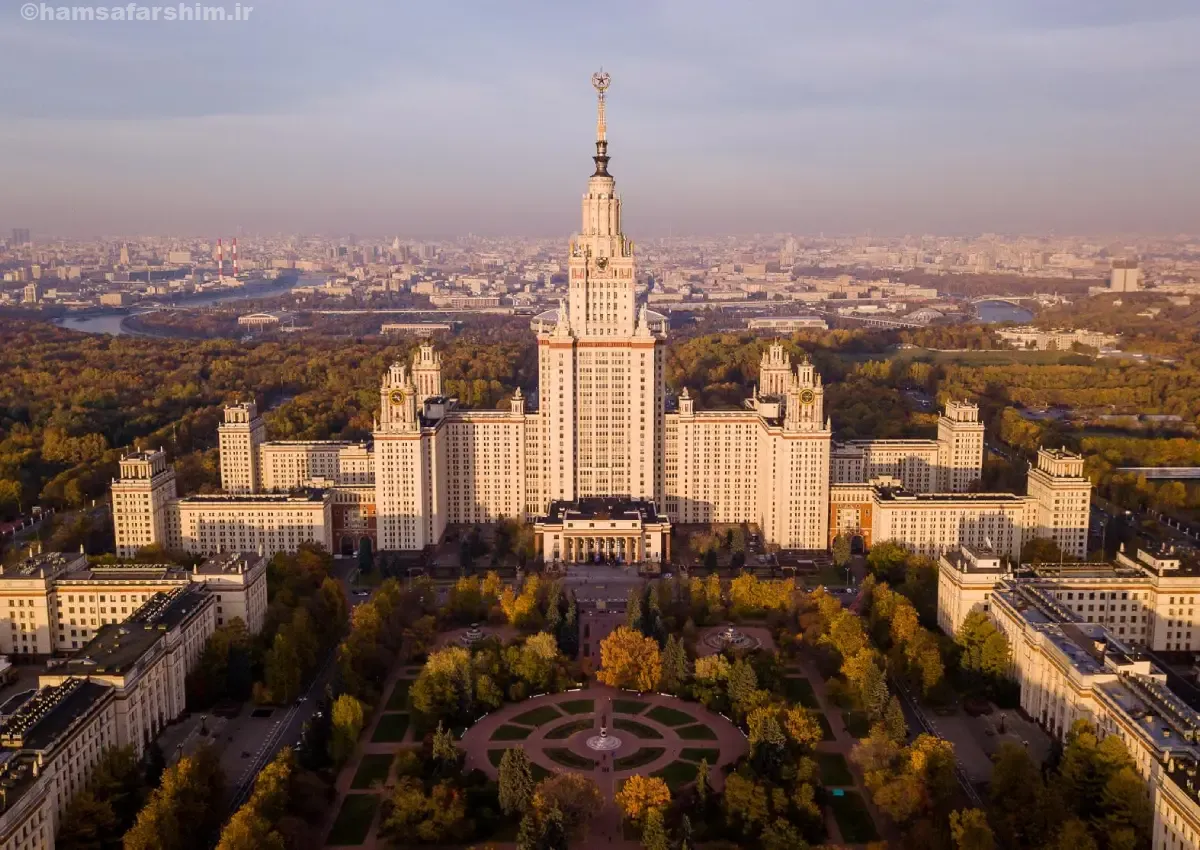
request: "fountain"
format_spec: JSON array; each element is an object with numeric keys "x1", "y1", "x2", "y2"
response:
[
  {"x1": 703, "y1": 624, "x2": 761, "y2": 651},
  {"x1": 586, "y1": 726, "x2": 622, "y2": 752},
  {"x1": 586, "y1": 701, "x2": 622, "y2": 751},
  {"x1": 460, "y1": 623, "x2": 484, "y2": 646}
]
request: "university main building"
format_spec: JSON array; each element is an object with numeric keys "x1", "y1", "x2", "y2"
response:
[{"x1": 111, "y1": 76, "x2": 1090, "y2": 566}]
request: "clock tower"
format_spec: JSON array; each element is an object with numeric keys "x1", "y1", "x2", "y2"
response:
[{"x1": 378, "y1": 362, "x2": 418, "y2": 433}]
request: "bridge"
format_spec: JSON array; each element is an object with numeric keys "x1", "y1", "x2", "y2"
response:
[
  {"x1": 1115, "y1": 467, "x2": 1200, "y2": 480},
  {"x1": 969, "y1": 295, "x2": 1042, "y2": 308},
  {"x1": 813, "y1": 308, "x2": 924, "y2": 330}
]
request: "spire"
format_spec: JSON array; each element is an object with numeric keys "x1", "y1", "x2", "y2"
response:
[{"x1": 590, "y1": 69, "x2": 611, "y2": 177}]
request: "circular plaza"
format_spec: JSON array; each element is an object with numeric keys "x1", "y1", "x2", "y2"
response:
[{"x1": 461, "y1": 684, "x2": 746, "y2": 795}]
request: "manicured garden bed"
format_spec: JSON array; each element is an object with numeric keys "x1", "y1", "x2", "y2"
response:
[
  {"x1": 676, "y1": 723, "x2": 718, "y2": 740},
  {"x1": 385, "y1": 679, "x2": 412, "y2": 711},
  {"x1": 558, "y1": 699, "x2": 594, "y2": 715},
  {"x1": 370, "y1": 713, "x2": 410, "y2": 744},
  {"x1": 546, "y1": 747, "x2": 596, "y2": 769},
  {"x1": 613, "y1": 718, "x2": 663, "y2": 739},
  {"x1": 613, "y1": 747, "x2": 665, "y2": 770},
  {"x1": 843, "y1": 710, "x2": 871, "y2": 738},
  {"x1": 816, "y1": 752, "x2": 854, "y2": 786},
  {"x1": 645, "y1": 705, "x2": 696, "y2": 727},
  {"x1": 491, "y1": 724, "x2": 533, "y2": 741},
  {"x1": 829, "y1": 791, "x2": 879, "y2": 843},
  {"x1": 350, "y1": 753, "x2": 393, "y2": 790},
  {"x1": 511, "y1": 705, "x2": 563, "y2": 726},
  {"x1": 544, "y1": 718, "x2": 595, "y2": 739},
  {"x1": 326, "y1": 794, "x2": 379, "y2": 846},
  {"x1": 680, "y1": 747, "x2": 719, "y2": 763},
  {"x1": 784, "y1": 677, "x2": 820, "y2": 708},
  {"x1": 613, "y1": 698, "x2": 649, "y2": 714},
  {"x1": 651, "y1": 760, "x2": 699, "y2": 790}
]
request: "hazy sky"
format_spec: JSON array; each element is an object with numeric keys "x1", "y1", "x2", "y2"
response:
[{"x1": 2, "y1": 0, "x2": 1199, "y2": 238}]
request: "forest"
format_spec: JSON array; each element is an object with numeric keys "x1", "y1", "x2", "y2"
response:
[{"x1": 3, "y1": 307, "x2": 1199, "y2": 534}]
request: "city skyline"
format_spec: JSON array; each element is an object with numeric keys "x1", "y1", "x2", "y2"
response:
[{"x1": 3, "y1": 0, "x2": 1200, "y2": 237}]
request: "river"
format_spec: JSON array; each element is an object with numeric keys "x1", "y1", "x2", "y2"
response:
[
  {"x1": 974, "y1": 300, "x2": 1034, "y2": 324},
  {"x1": 56, "y1": 273, "x2": 326, "y2": 336}
]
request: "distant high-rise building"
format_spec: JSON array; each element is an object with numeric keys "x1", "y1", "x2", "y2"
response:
[
  {"x1": 1110, "y1": 258, "x2": 1142, "y2": 292},
  {"x1": 119, "y1": 243, "x2": 130, "y2": 266},
  {"x1": 22, "y1": 282, "x2": 39, "y2": 304},
  {"x1": 780, "y1": 236, "x2": 797, "y2": 268},
  {"x1": 10, "y1": 228, "x2": 30, "y2": 246}
]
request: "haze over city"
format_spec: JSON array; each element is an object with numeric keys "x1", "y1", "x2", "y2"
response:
[{"x1": 4, "y1": 0, "x2": 1200, "y2": 237}]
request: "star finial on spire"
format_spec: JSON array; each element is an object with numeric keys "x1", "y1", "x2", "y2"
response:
[{"x1": 590, "y1": 69, "x2": 612, "y2": 177}]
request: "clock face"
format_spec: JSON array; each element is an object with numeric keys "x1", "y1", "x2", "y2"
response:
[
  {"x1": 389, "y1": 389, "x2": 404, "y2": 405},
  {"x1": 799, "y1": 388, "x2": 816, "y2": 405}
]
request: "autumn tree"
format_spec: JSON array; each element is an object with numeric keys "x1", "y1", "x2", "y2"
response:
[
  {"x1": 123, "y1": 744, "x2": 224, "y2": 850},
  {"x1": 532, "y1": 773, "x2": 603, "y2": 838},
  {"x1": 329, "y1": 693, "x2": 365, "y2": 767},
  {"x1": 950, "y1": 808, "x2": 995, "y2": 850},
  {"x1": 615, "y1": 775, "x2": 671, "y2": 826},
  {"x1": 597, "y1": 626, "x2": 661, "y2": 692}
]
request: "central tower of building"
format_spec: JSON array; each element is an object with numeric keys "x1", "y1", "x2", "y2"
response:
[{"x1": 536, "y1": 72, "x2": 667, "y2": 504}]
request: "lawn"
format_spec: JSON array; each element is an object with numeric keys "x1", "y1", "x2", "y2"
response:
[
  {"x1": 676, "y1": 724, "x2": 718, "y2": 741},
  {"x1": 843, "y1": 711, "x2": 871, "y2": 738},
  {"x1": 546, "y1": 748, "x2": 596, "y2": 769},
  {"x1": 490, "y1": 724, "x2": 533, "y2": 741},
  {"x1": 558, "y1": 699, "x2": 594, "y2": 715},
  {"x1": 645, "y1": 705, "x2": 696, "y2": 727},
  {"x1": 370, "y1": 713, "x2": 410, "y2": 744},
  {"x1": 613, "y1": 698, "x2": 649, "y2": 714},
  {"x1": 651, "y1": 760, "x2": 699, "y2": 791},
  {"x1": 544, "y1": 718, "x2": 594, "y2": 739},
  {"x1": 816, "y1": 752, "x2": 854, "y2": 786},
  {"x1": 680, "y1": 747, "x2": 720, "y2": 763},
  {"x1": 614, "y1": 718, "x2": 663, "y2": 739},
  {"x1": 326, "y1": 794, "x2": 379, "y2": 846},
  {"x1": 814, "y1": 712, "x2": 836, "y2": 741},
  {"x1": 350, "y1": 753, "x2": 393, "y2": 790},
  {"x1": 385, "y1": 679, "x2": 412, "y2": 711},
  {"x1": 829, "y1": 791, "x2": 879, "y2": 843},
  {"x1": 511, "y1": 705, "x2": 563, "y2": 726},
  {"x1": 613, "y1": 747, "x2": 665, "y2": 770},
  {"x1": 784, "y1": 677, "x2": 820, "y2": 709}
]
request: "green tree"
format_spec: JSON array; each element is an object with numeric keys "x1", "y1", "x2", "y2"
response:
[
  {"x1": 832, "y1": 533, "x2": 852, "y2": 568},
  {"x1": 626, "y1": 586, "x2": 643, "y2": 632},
  {"x1": 883, "y1": 696, "x2": 907, "y2": 742},
  {"x1": 658, "y1": 634, "x2": 688, "y2": 694},
  {"x1": 499, "y1": 748, "x2": 535, "y2": 816},
  {"x1": 356, "y1": 536, "x2": 374, "y2": 574},
  {"x1": 641, "y1": 807, "x2": 669, "y2": 850}
]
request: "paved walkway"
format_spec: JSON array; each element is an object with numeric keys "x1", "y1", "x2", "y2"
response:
[
  {"x1": 790, "y1": 656, "x2": 897, "y2": 847},
  {"x1": 461, "y1": 683, "x2": 746, "y2": 793},
  {"x1": 323, "y1": 666, "x2": 419, "y2": 849}
]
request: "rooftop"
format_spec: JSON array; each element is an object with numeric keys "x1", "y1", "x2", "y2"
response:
[
  {"x1": 541, "y1": 498, "x2": 663, "y2": 524},
  {"x1": 65, "y1": 586, "x2": 211, "y2": 675},
  {"x1": 178, "y1": 487, "x2": 328, "y2": 504},
  {"x1": 0, "y1": 678, "x2": 111, "y2": 751},
  {"x1": 874, "y1": 486, "x2": 1026, "y2": 504},
  {"x1": 0, "y1": 552, "x2": 87, "y2": 580},
  {"x1": 193, "y1": 552, "x2": 263, "y2": 576}
]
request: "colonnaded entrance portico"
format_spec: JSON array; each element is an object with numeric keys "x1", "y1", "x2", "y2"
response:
[{"x1": 534, "y1": 498, "x2": 671, "y2": 565}]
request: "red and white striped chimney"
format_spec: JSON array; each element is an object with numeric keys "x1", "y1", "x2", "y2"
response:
[
  {"x1": 232, "y1": 238, "x2": 239, "y2": 277},
  {"x1": 217, "y1": 239, "x2": 224, "y2": 278}
]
